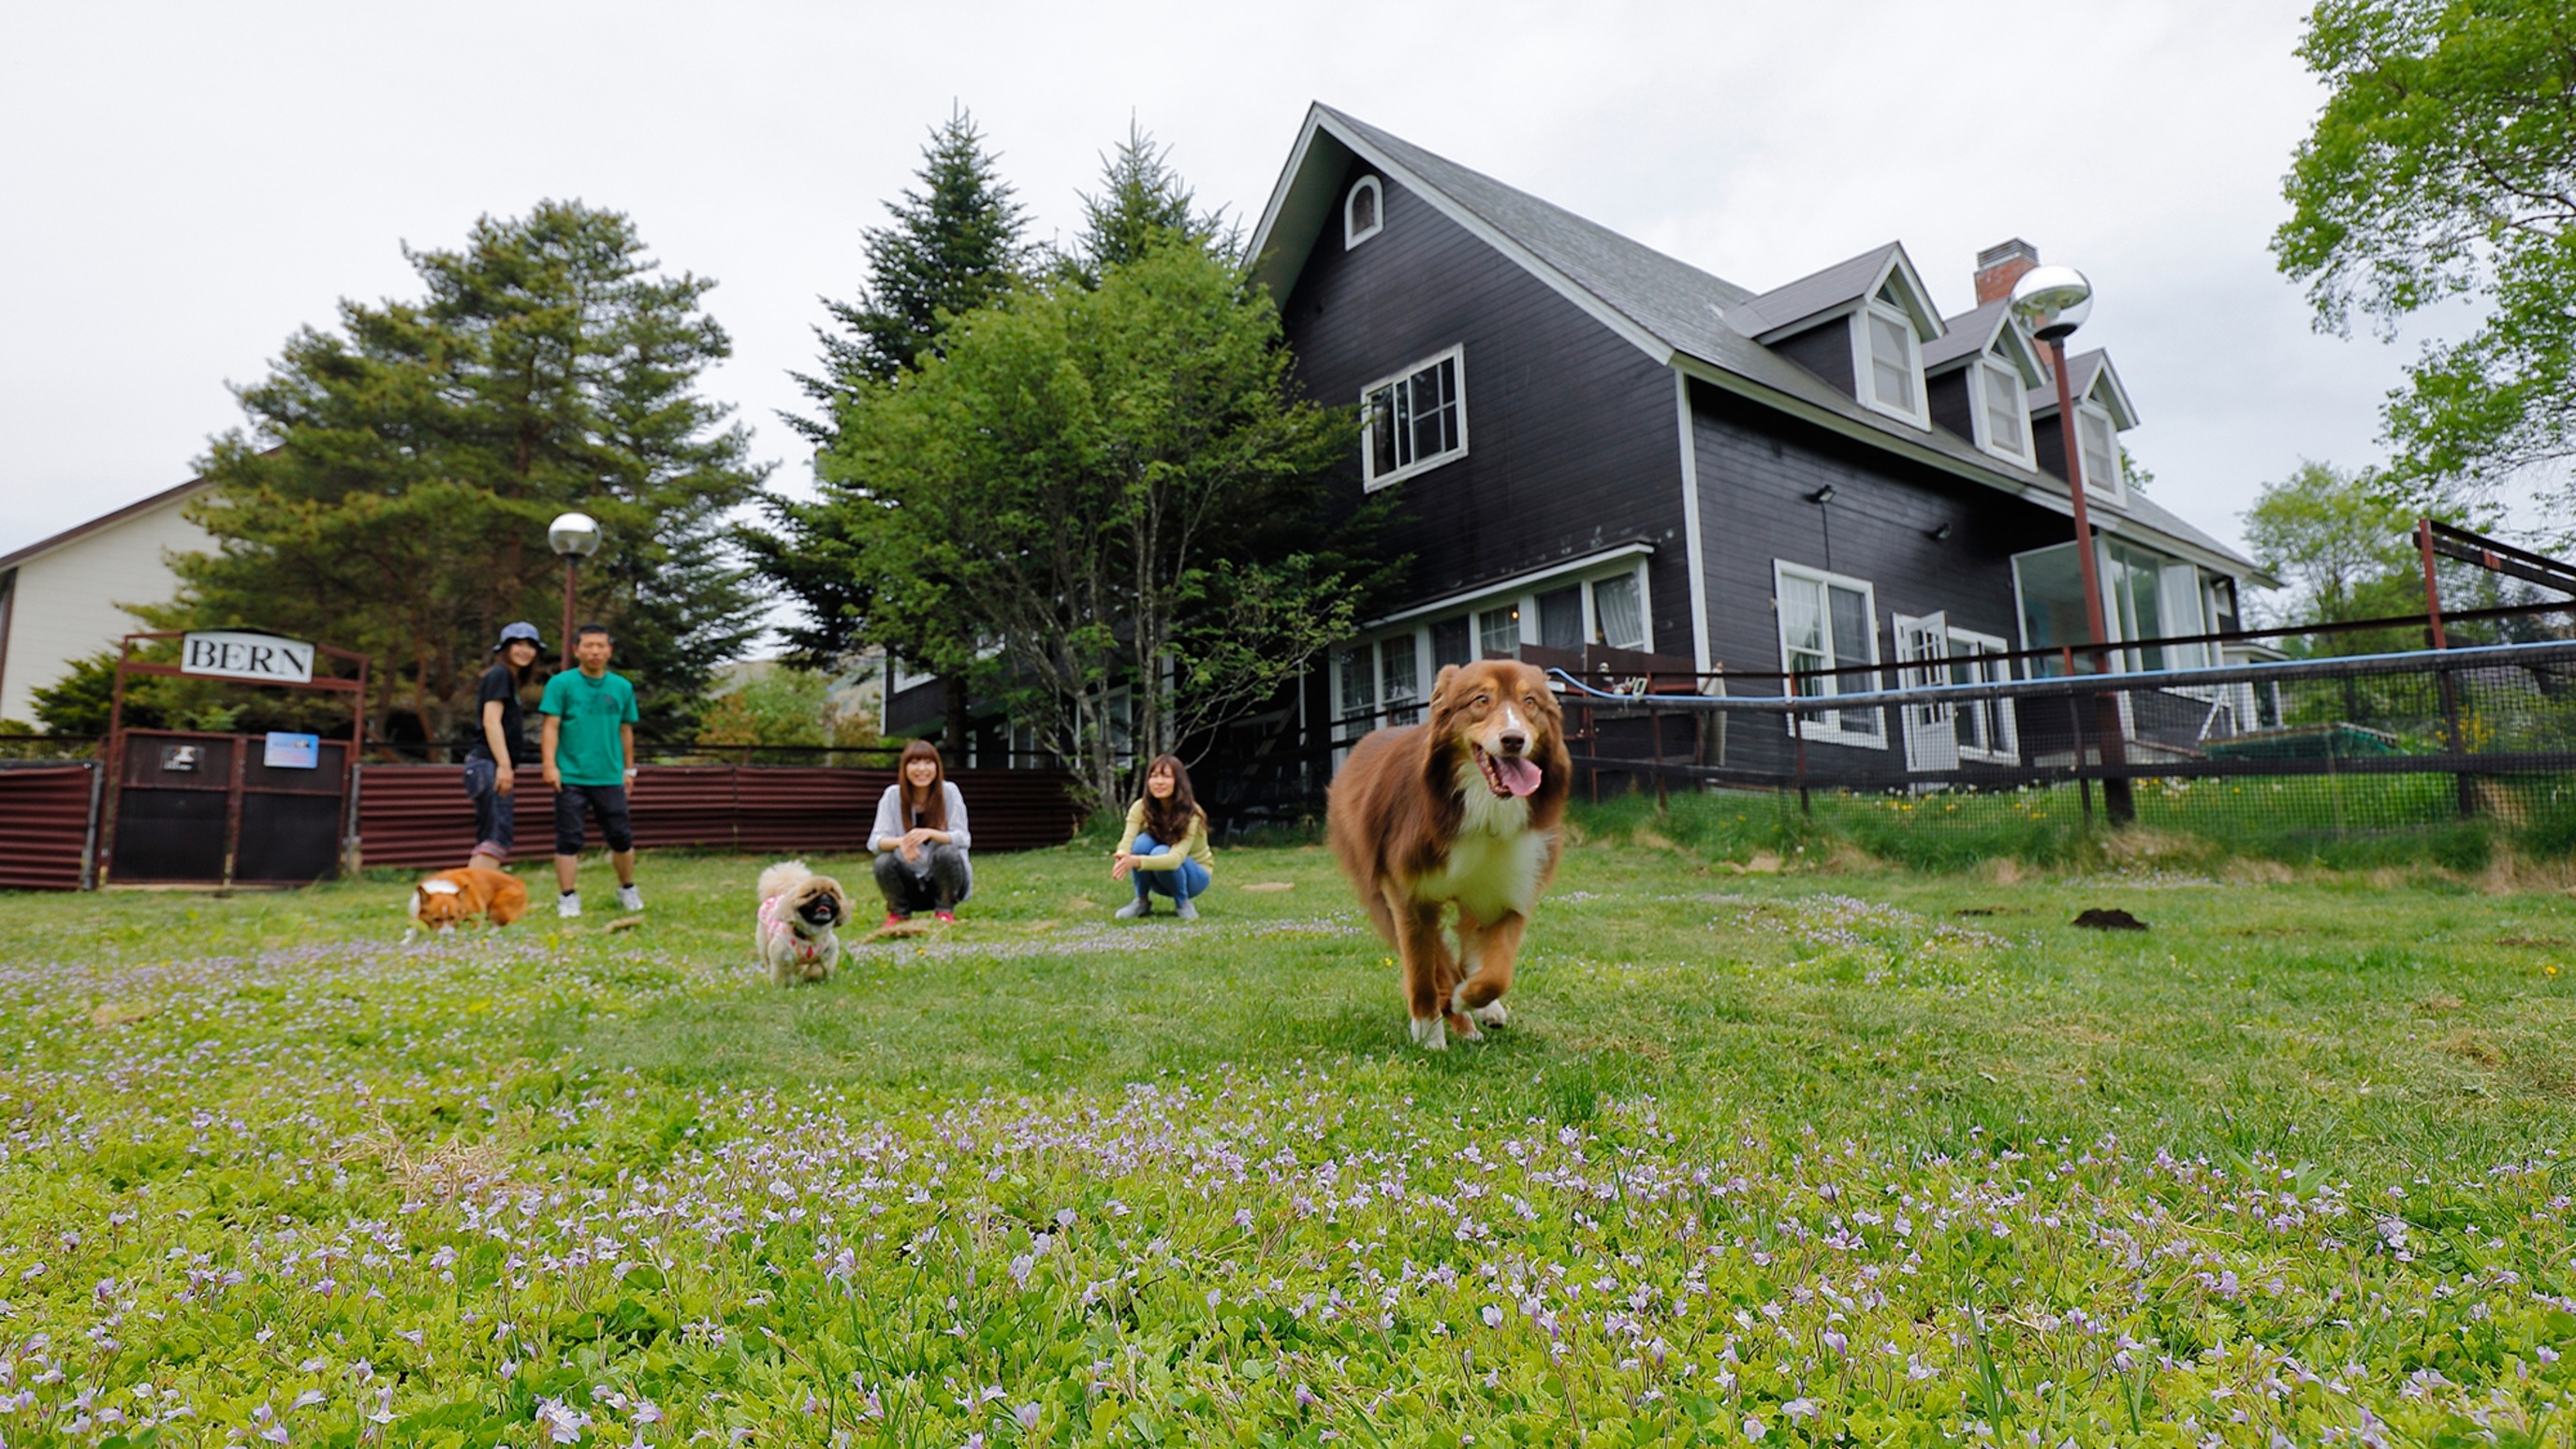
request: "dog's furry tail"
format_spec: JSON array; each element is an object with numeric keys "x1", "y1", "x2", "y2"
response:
[{"x1": 756, "y1": 859, "x2": 812, "y2": 904}]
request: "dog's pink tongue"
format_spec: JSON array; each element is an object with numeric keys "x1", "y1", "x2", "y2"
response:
[{"x1": 1495, "y1": 755, "x2": 1543, "y2": 798}]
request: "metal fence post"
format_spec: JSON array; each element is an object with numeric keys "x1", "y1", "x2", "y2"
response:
[{"x1": 2417, "y1": 519, "x2": 2474, "y2": 818}]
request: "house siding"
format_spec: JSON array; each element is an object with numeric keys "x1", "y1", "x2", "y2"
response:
[
  {"x1": 1767, "y1": 320, "x2": 1854, "y2": 400},
  {"x1": 1926, "y1": 369, "x2": 1976, "y2": 448},
  {"x1": 1685, "y1": 378, "x2": 2078, "y2": 774},
  {"x1": 0, "y1": 494, "x2": 209, "y2": 725},
  {"x1": 1281, "y1": 157, "x2": 1691, "y2": 655}
]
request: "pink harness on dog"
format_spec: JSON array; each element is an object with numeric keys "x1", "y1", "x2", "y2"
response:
[{"x1": 759, "y1": 894, "x2": 826, "y2": 964}]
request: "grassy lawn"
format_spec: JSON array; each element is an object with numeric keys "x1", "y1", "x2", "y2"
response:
[{"x1": 2, "y1": 820, "x2": 2571, "y2": 1445}]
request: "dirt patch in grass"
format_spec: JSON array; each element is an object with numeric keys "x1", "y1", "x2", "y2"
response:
[{"x1": 2434, "y1": 1028, "x2": 2503, "y2": 1068}]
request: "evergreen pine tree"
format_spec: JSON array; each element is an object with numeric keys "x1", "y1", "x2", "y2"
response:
[
  {"x1": 783, "y1": 106, "x2": 1029, "y2": 446},
  {"x1": 1055, "y1": 121, "x2": 1236, "y2": 289},
  {"x1": 756, "y1": 107, "x2": 1030, "y2": 754},
  {"x1": 163, "y1": 201, "x2": 765, "y2": 742}
]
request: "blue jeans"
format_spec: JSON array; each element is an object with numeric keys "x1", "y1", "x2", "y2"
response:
[{"x1": 1130, "y1": 833, "x2": 1209, "y2": 902}]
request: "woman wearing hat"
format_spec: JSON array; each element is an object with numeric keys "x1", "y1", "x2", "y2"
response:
[{"x1": 464, "y1": 622, "x2": 545, "y2": 871}]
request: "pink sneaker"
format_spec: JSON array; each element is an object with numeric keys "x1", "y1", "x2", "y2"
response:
[{"x1": 934, "y1": 910, "x2": 957, "y2": 925}]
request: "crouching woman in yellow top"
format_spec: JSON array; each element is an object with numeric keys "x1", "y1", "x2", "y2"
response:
[{"x1": 1111, "y1": 754, "x2": 1215, "y2": 919}]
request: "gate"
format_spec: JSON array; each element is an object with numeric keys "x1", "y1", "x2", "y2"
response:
[
  {"x1": 107, "y1": 729, "x2": 356, "y2": 885},
  {"x1": 100, "y1": 630, "x2": 367, "y2": 887}
]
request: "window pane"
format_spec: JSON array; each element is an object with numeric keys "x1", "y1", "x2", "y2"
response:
[
  {"x1": 1778, "y1": 575, "x2": 1825, "y2": 662},
  {"x1": 1536, "y1": 586, "x2": 1583, "y2": 650},
  {"x1": 1827, "y1": 583, "x2": 1878, "y2": 735},
  {"x1": 1983, "y1": 360, "x2": 2025, "y2": 455},
  {"x1": 1430, "y1": 617, "x2": 1471, "y2": 669},
  {"x1": 1478, "y1": 605, "x2": 1521, "y2": 658},
  {"x1": 1381, "y1": 637, "x2": 1419, "y2": 701},
  {"x1": 1392, "y1": 379, "x2": 1416, "y2": 468},
  {"x1": 1593, "y1": 574, "x2": 1646, "y2": 650},
  {"x1": 1381, "y1": 637, "x2": 1420, "y2": 724},
  {"x1": 1349, "y1": 183, "x2": 1377, "y2": 234},
  {"x1": 1339, "y1": 647, "x2": 1374, "y2": 714},
  {"x1": 2080, "y1": 412, "x2": 2116, "y2": 494},
  {"x1": 1405, "y1": 359, "x2": 1456, "y2": 463},
  {"x1": 1367, "y1": 387, "x2": 1396, "y2": 478},
  {"x1": 1869, "y1": 312, "x2": 1914, "y2": 410}
]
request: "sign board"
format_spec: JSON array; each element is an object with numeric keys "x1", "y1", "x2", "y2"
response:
[
  {"x1": 181, "y1": 632, "x2": 315, "y2": 684},
  {"x1": 262, "y1": 732, "x2": 320, "y2": 769}
]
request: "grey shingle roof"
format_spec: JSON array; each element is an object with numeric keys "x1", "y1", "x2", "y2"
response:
[
  {"x1": 1727, "y1": 244, "x2": 1904, "y2": 338},
  {"x1": 1923, "y1": 299, "x2": 2012, "y2": 371},
  {"x1": 1290, "y1": 106, "x2": 2249, "y2": 573}
]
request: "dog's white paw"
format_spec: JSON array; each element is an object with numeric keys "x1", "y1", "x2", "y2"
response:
[
  {"x1": 1409, "y1": 1015, "x2": 1448, "y2": 1051},
  {"x1": 1470, "y1": 1000, "x2": 1509, "y2": 1030}
]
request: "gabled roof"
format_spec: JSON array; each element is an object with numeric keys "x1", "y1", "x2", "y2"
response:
[
  {"x1": 0, "y1": 475, "x2": 212, "y2": 575},
  {"x1": 2028, "y1": 349, "x2": 2141, "y2": 430},
  {"x1": 1922, "y1": 299, "x2": 2044, "y2": 385},
  {"x1": 1728, "y1": 242, "x2": 1942, "y2": 343},
  {"x1": 1245, "y1": 103, "x2": 2248, "y2": 576}
]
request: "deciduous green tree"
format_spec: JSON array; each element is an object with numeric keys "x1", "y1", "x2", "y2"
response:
[
  {"x1": 816, "y1": 242, "x2": 1383, "y2": 812},
  {"x1": 2243, "y1": 461, "x2": 2421, "y2": 634},
  {"x1": 2275, "y1": 0, "x2": 2576, "y2": 538},
  {"x1": 162, "y1": 201, "x2": 765, "y2": 742}
]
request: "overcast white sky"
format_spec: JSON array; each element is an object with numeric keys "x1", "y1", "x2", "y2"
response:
[{"x1": 1, "y1": 2, "x2": 2421, "y2": 593}]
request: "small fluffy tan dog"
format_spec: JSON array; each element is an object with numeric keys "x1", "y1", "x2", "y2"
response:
[
  {"x1": 408, "y1": 865, "x2": 528, "y2": 934},
  {"x1": 756, "y1": 860, "x2": 853, "y2": 985}
]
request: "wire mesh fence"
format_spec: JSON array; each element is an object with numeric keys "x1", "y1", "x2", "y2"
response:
[{"x1": 1545, "y1": 623, "x2": 2576, "y2": 862}]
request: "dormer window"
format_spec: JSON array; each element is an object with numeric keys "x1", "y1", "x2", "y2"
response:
[
  {"x1": 1344, "y1": 176, "x2": 1383, "y2": 248},
  {"x1": 1854, "y1": 278, "x2": 1928, "y2": 426},
  {"x1": 1975, "y1": 351, "x2": 2031, "y2": 461},
  {"x1": 2077, "y1": 406, "x2": 2120, "y2": 500}
]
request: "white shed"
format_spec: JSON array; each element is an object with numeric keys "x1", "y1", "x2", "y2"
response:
[{"x1": 0, "y1": 477, "x2": 213, "y2": 727}]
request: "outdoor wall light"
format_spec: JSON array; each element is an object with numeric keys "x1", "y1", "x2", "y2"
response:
[
  {"x1": 1927, "y1": 522, "x2": 1954, "y2": 541},
  {"x1": 1808, "y1": 486, "x2": 1836, "y2": 505}
]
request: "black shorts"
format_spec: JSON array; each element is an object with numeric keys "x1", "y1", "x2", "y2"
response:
[{"x1": 552, "y1": 783, "x2": 634, "y2": 855}]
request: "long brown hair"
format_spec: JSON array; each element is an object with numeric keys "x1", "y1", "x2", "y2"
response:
[
  {"x1": 1139, "y1": 754, "x2": 1204, "y2": 843},
  {"x1": 897, "y1": 739, "x2": 947, "y2": 831}
]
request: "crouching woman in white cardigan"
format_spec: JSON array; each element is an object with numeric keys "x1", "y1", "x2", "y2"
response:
[{"x1": 870, "y1": 739, "x2": 971, "y2": 924}]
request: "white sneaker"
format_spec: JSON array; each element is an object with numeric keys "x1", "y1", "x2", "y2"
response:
[
  {"x1": 616, "y1": 884, "x2": 644, "y2": 912},
  {"x1": 1115, "y1": 897, "x2": 1150, "y2": 919},
  {"x1": 557, "y1": 892, "x2": 581, "y2": 918},
  {"x1": 1175, "y1": 897, "x2": 1199, "y2": 920}
]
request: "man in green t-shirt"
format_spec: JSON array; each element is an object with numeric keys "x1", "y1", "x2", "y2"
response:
[{"x1": 539, "y1": 623, "x2": 642, "y2": 918}]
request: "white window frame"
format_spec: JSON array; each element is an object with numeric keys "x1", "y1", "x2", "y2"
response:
[
  {"x1": 1344, "y1": 176, "x2": 1383, "y2": 248},
  {"x1": 1850, "y1": 300, "x2": 1929, "y2": 429},
  {"x1": 1772, "y1": 560, "x2": 1886, "y2": 749},
  {"x1": 1360, "y1": 344, "x2": 1469, "y2": 491},
  {"x1": 1328, "y1": 554, "x2": 1657, "y2": 736},
  {"x1": 2073, "y1": 401, "x2": 2125, "y2": 504},
  {"x1": 1943, "y1": 625, "x2": 2020, "y2": 764},
  {"x1": 1971, "y1": 353, "x2": 2034, "y2": 463}
]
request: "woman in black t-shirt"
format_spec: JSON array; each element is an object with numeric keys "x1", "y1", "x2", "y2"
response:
[{"x1": 465, "y1": 622, "x2": 545, "y2": 870}]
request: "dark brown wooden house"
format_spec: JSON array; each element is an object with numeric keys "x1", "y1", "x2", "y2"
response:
[{"x1": 1249, "y1": 103, "x2": 2262, "y2": 783}]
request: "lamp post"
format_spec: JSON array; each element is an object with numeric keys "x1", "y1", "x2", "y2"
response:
[
  {"x1": 2008, "y1": 266, "x2": 2133, "y2": 824},
  {"x1": 548, "y1": 511, "x2": 602, "y2": 670}
]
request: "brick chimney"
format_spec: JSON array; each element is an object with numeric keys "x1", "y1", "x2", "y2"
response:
[{"x1": 1973, "y1": 239, "x2": 2040, "y2": 306}]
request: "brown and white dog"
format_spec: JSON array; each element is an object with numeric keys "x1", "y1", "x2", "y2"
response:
[
  {"x1": 408, "y1": 865, "x2": 529, "y2": 934},
  {"x1": 1327, "y1": 658, "x2": 1572, "y2": 1050},
  {"x1": 756, "y1": 860, "x2": 853, "y2": 986}
]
